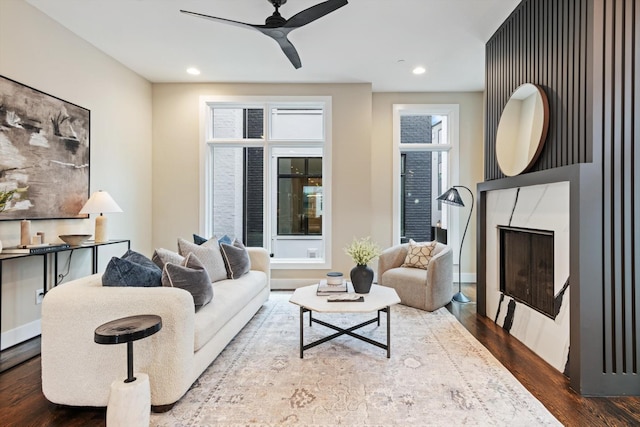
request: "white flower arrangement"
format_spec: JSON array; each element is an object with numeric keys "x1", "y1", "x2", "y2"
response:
[
  {"x1": 0, "y1": 189, "x2": 16, "y2": 213},
  {"x1": 344, "y1": 236, "x2": 381, "y2": 266}
]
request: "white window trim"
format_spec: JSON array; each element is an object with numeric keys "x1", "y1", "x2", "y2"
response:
[
  {"x1": 199, "y1": 95, "x2": 332, "y2": 270},
  {"x1": 392, "y1": 104, "x2": 461, "y2": 264}
]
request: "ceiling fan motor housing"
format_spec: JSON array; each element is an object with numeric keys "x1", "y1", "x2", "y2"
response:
[
  {"x1": 265, "y1": 13, "x2": 287, "y2": 27},
  {"x1": 269, "y1": 0, "x2": 287, "y2": 7}
]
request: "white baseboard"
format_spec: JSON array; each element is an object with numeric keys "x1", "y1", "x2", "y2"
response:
[
  {"x1": 458, "y1": 272, "x2": 477, "y2": 284},
  {"x1": 271, "y1": 278, "x2": 319, "y2": 290},
  {"x1": 1, "y1": 319, "x2": 41, "y2": 351}
]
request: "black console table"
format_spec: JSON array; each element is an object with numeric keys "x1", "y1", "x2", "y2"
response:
[{"x1": 0, "y1": 239, "x2": 130, "y2": 372}]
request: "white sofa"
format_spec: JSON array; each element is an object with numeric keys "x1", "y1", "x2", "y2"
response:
[{"x1": 41, "y1": 247, "x2": 270, "y2": 409}]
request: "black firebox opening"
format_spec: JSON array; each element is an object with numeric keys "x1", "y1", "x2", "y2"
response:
[{"x1": 499, "y1": 226, "x2": 555, "y2": 319}]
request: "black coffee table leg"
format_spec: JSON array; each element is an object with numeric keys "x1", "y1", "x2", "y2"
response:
[{"x1": 386, "y1": 306, "x2": 391, "y2": 358}]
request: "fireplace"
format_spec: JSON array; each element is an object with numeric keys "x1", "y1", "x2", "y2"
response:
[
  {"x1": 484, "y1": 182, "x2": 570, "y2": 372},
  {"x1": 499, "y1": 226, "x2": 555, "y2": 318}
]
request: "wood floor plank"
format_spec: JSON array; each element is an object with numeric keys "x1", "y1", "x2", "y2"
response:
[{"x1": 0, "y1": 285, "x2": 638, "y2": 426}]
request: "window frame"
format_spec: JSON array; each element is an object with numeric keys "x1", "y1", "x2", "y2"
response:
[
  {"x1": 199, "y1": 96, "x2": 332, "y2": 270},
  {"x1": 392, "y1": 104, "x2": 461, "y2": 263}
]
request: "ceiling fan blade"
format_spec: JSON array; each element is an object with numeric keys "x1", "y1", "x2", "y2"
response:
[
  {"x1": 180, "y1": 9, "x2": 258, "y2": 31},
  {"x1": 284, "y1": 0, "x2": 348, "y2": 29},
  {"x1": 271, "y1": 36, "x2": 302, "y2": 69}
]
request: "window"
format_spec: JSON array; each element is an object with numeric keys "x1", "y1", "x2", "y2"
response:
[
  {"x1": 201, "y1": 97, "x2": 331, "y2": 269},
  {"x1": 393, "y1": 104, "x2": 459, "y2": 259},
  {"x1": 277, "y1": 157, "x2": 323, "y2": 236}
]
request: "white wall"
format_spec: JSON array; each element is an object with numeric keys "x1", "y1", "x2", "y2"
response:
[{"x1": 0, "y1": 0, "x2": 153, "y2": 346}]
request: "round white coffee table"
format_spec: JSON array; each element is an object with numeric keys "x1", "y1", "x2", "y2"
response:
[{"x1": 289, "y1": 284, "x2": 400, "y2": 358}]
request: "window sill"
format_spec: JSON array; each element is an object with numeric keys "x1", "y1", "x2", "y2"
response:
[{"x1": 270, "y1": 258, "x2": 330, "y2": 270}]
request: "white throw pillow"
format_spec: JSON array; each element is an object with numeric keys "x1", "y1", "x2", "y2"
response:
[
  {"x1": 401, "y1": 239, "x2": 437, "y2": 270},
  {"x1": 177, "y1": 237, "x2": 228, "y2": 282}
]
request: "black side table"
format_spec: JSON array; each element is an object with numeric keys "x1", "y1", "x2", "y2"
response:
[{"x1": 94, "y1": 314, "x2": 162, "y2": 427}]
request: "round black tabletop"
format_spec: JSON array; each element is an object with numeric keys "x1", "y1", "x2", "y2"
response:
[{"x1": 94, "y1": 314, "x2": 162, "y2": 345}]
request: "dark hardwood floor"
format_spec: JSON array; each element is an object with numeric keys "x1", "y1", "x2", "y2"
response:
[{"x1": 1, "y1": 284, "x2": 638, "y2": 426}]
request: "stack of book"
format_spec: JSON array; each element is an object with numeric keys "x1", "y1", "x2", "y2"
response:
[
  {"x1": 316, "y1": 279, "x2": 348, "y2": 296},
  {"x1": 2, "y1": 243, "x2": 71, "y2": 255}
]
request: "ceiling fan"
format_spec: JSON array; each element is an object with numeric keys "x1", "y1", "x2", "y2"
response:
[{"x1": 180, "y1": 0, "x2": 348, "y2": 69}]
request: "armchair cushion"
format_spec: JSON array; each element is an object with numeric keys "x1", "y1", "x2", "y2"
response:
[{"x1": 401, "y1": 239, "x2": 437, "y2": 269}]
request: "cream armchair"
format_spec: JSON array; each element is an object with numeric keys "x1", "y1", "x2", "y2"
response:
[{"x1": 377, "y1": 242, "x2": 453, "y2": 311}]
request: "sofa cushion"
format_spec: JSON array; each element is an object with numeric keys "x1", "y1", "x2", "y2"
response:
[
  {"x1": 401, "y1": 239, "x2": 437, "y2": 270},
  {"x1": 193, "y1": 233, "x2": 232, "y2": 246},
  {"x1": 178, "y1": 237, "x2": 228, "y2": 282},
  {"x1": 192, "y1": 270, "x2": 267, "y2": 352},
  {"x1": 193, "y1": 233, "x2": 207, "y2": 245},
  {"x1": 162, "y1": 253, "x2": 213, "y2": 309},
  {"x1": 152, "y1": 248, "x2": 184, "y2": 270},
  {"x1": 220, "y1": 239, "x2": 251, "y2": 279},
  {"x1": 102, "y1": 256, "x2": 162, "y2": 287}
]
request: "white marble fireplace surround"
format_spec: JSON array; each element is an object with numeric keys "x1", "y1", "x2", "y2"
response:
[{"x1": 485, "y1": 181, "x2": 570, "y2": 372}]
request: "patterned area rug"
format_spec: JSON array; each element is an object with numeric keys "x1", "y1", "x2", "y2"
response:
[{"x1": 151, "y1": 292, "x2": 560, "y2": 426}]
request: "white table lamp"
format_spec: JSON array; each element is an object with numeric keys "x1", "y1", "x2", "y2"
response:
[{"x1": 79, "y1": 191, "x2": 123, "y2": 243}]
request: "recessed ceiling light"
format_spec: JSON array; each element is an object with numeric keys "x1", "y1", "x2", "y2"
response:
[
  {"x1": 186, "y1": 67, "x2": 201, "y2": 75},
  {"x1": 413, "y1": 66, "x2": 427, "y2": 75}
]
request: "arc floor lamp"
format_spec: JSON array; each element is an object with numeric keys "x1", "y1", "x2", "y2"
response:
[{"x1": 436, "y1": 185, "x2": 473, "y2": 303}]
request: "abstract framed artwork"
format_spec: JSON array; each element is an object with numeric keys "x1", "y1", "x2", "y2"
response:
[{"x1": 0, "y1": 75, "x2": 89, "y2": 220}]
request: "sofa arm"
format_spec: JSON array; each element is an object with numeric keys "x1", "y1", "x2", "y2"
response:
[
  {"x1": 377, "y1": 243, "x2": 409, "y2": 282},
  {"x1": 41, "y1": 274, "x2": 196, "y2": 407},
  {"x1": 247, "y1": 247, "x2": 270, "y2": 284}
]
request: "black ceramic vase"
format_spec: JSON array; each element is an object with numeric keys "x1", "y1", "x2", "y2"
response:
[{"x1": 350, "y1": 264, "x2": 374, "y2": 294}]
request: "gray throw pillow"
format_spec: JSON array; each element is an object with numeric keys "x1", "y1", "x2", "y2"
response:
[
  {"x1": 152, "y1": 248, "x2": 184, "y2": 269},
  {"x1": 177, "y1": 237, "x2": 228, "y2": 282},
  {"x1": 220, "y1": 239, "x2": 251, "y2": 279},
  {"x1": 122, "y1": 249, "x2": 159, "y2": 271},
  {"x1": 162, "y1": 253, "x2": 213, "y2": 309},
  {"x1": 102, "y1": 256, "x2": 162, "y2": 287}
]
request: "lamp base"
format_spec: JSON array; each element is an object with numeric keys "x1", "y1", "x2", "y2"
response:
[
  {"x1": 452, "y1": 291, "x2": 471, "y2": 303},
  {"x1": 95, "y1": 215, "x2": 108, "y2": 243}
]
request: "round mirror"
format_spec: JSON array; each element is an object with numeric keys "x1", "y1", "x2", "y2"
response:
[{"x1": 496, "y1": 83, "x2": 549, "y2": 176}]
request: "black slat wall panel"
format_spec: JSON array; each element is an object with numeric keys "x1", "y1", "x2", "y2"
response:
[
  {"x1": 483, "y1": 0, "x2": 639, "y2": 393},
  {"x1": 595, "y1": 0, "x2": 639, "y2": 376},
  {"x1": 485, "y1": 0, "x2": 590, "y2": 180}
]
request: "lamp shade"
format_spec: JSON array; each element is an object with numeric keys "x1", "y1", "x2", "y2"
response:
[
  {"x1": 79, "y1": 191, "x2": 123, "y2": 215},
  {"x1": 436, "y1": 187, "x2": 465, "y2": 207}
]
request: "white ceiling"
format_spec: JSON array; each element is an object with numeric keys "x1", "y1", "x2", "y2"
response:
[{"x1": 26, "y1": 0, "x2": 519, "y2": 92}]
